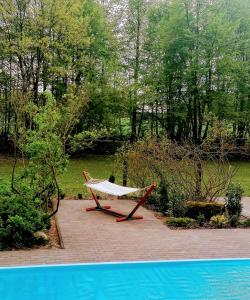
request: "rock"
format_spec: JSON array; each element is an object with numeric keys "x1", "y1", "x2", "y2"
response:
[{"x1": 34, "y1": 231, "x2": 49, "y2": 242}]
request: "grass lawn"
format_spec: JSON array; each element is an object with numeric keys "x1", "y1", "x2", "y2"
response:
[
  {"x1": 59, "y1": 155, "x2": 121, "y2": 196},
  {"x1": 0, "y1": 154, "x2": 120, "y2": 197},
  {"x1": 1, "y1": 154, "x2": 250, "y2": 196}
]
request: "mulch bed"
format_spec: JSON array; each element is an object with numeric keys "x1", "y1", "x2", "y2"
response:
[{"x1": 42, "y1": 216, "x2": 62, "y2": 249}]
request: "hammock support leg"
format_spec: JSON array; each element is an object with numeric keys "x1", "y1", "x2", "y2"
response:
[
  {"x1": 83, "y1": 171, "x2": 156, "y2": 222},
  {"x1": 116, "y1": 184, "x2": 156, "y2": 222},
  {"x1": 86, "y1": 205, "x2": 111, "y2": 211}
]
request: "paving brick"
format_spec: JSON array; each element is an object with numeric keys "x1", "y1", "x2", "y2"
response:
[{"x1": 1, "y1": 198, "x2": 250, "y2": 267}]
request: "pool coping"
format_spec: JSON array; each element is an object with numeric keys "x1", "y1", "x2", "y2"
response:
[{"x1": 1, "y1": 257, "x2": 250, "y2": 270}]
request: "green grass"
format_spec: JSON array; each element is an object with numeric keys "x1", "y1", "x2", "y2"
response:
[
  {"x1": 230, "y1": 161, "x2": 250, "y2": 195},
  {"x1": 1, "y1": 154, "x2": 250, "y2": 196},
  {"x1": 59, "y1": 155, "x2": 121, "y2": 196},
  {"x1": 0, "y1": 154, "x2": 121, "y2": 197}
]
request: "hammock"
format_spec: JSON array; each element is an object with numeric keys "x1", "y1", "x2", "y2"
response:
[
  {"x1": 83, "y1": 171, "x2": 156, "y2": 222},
  {"x1": 85, "y1": 180, "x2": 143, "y2": 196}
]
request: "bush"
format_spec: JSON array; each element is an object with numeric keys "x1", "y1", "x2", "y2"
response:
[
  {"x1": 152, "y1": 181, "x2": 169, "y2": 213},
  {"x1": 148, "y1": 182, "x2": 187, "y2": 217},
  {"x1": 121, "y1": 138, "x2": 234, "y2": 203},
  {"x1": 166, "y1": 217, "x2": 196, "y2": 228},
  {"x1": 167, "y1": 194, "x2": 187, "y2": 218},
  {"x1": 210, "y1": 214, "x2": 228, "y2": 228},
  {"x1": 186, "y1": 201, "x2": 224, "y2": 221},
  {"x1": 229, "y1": 215, "x2": 239, "y2": 228},
  {"x1": 197, "y1": 213, "x2": 205, "y2": 226},
  {"x1": 0, "y1": 192, "x2": 49, "y2": 250},
  {"x1": 225, "y1": 183, "x2": 244, "y2": 218},
  {"x1": 242, "y1": 219, "x2": 250, "y2": 227}
]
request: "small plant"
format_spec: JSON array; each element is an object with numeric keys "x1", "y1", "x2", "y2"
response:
[
  {"x1": 158, "y1": 182, "x2": 169, "y2": 213},
  {"x1": 210, "y1": 214, "x2": 228, "y2": 228},
  {"x1": 155, "y1": 182, "x2": 186, "y2": 217},
  {"x1": 229, "y1": 215, "x2": 239, "y2": 228},
  {"x1": 59, "y1": 190, "x2": 66, "y2": 199},
  {"x1": 197, "y1": 213, "x2": 205, "y2": 226},
  {"x1": 153, "y1": 181, "x2": 170, "y2": 213},
  {"x1": 167, "y1": 194, "x2": 187, "y2": 218},
  {"x1": 242, "y1": 219, "x2": 250, "y2": 227},
  {"x1": 166, "y1": 217, "x2": 196, "y2": 228},
  {"x1": 225, "y1": 183, "x2": 244, "y2": 219}
]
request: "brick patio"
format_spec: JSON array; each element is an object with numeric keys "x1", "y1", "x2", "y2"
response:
[{"x1": 1, "y1": 199, "x2": 250, "y2": 267}]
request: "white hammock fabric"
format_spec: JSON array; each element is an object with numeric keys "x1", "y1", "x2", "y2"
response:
[{"x1": 85, "y1": 180, "x2": 142, "y2": 196}]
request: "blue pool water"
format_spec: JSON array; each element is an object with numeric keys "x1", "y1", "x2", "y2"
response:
[{"x1": 1, "y1": 259, "x2": 250, "y2": 299}]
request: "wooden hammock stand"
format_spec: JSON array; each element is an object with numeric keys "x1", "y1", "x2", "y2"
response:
[{"x1": 83, "y1": 171, "x2": 156, "y2": 222}]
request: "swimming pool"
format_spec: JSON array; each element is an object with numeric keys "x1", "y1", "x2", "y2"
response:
[{"x1": 1, "y1": 259, "x2": 250, "y2": 299}]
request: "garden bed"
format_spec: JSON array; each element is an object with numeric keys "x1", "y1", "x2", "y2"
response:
[
  {"x1": 0, "y1": 215, "x2": 62, "y2": 251},
  {"x1": 164, "y1": 215, "x2": 250, "y2": 230},
  {"x1": 43, "y1": 216, "x2": 62, "y2": 249}
]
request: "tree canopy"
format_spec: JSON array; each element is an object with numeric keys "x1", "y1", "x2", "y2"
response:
[{"x1": 0, "y1": 0, "x2": 249, "y2": 150}]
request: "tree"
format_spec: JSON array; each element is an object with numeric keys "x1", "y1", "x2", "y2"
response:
[
  {"x1": 0, "y1": 0, "x2": 116, "y2": 149},
  {"x1": 142, "y1": 0, "x2": 250, "y2": 143}
]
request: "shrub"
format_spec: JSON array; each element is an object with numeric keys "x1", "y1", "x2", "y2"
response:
[
  {"x1": 186, "y1": 201, "x2": 224, "y2": 221},
  {"x1": 147, "y1": 182, "x2": 187, "y2": 217},
  {"x1": 166, "y1": 217, "x2": 196, "y2": 228},
  {"x1": 153, "y1": 181, "x2": 169, "y2": 213},
  {"x1": 121, "y1": 138, "x2": 234, "y2": 203},
  {"x1": 197, "y1": 213, "x2": 205, "y2": 226},
  {"x1": 225, "y1": 183, "x2": 244, "y2": 218},
  {"x1": 242, "y1": 219, "x2": 250, "y2": 227},
  {"x1": 167, "y1": 194, "x2": 187, "y2": 218},
  {"x1": 229, "y1": 215, "x2": 239, "y2": 228},
  {"x1": 210, "y1": 214, "x2": 228, "y2": 228},
  {"x1": 0, "y1": 192, "x2": 49, "y2": 250}
]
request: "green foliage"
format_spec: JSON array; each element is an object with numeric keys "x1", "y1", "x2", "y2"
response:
[
  {"x1": 197, "y1": 214, "x2": 205, "y2": 227},
  {"x1": 166, "y1": 217, "x2": 196, "y2": 228},
  {"x1": 0, "y1": 180, "x2": 49, "y2": 250},
  {"x1": 2, "y1": 156, "x2": 250, "y2": 198},
  {"x1": 186, "y1": 201, "x2": 225, "y2": 221},
  {"x1": 142, "y1": 0, "x2": 250, "y2": 142},
  {"x1": 0, "y1": 91, "x2": 72, "y2": 249},
  {"x1": 151, "y1": 181, "x2": 169, "y2": 213},
  {"x1": 147, "y1": 181, "x2": 187, "y2": 217},
  {"x1": 167, "y1": 193, "x2": 187, "y2": 218},
  {"x1": 210, "y1": 215, "x2": 228, "y2": 228},
  {"x1": 229, "y1": 215, "x2": 239, "y2": 228},
  {"x1": 0, "y1": 0, "x2": 250, "y2": 149},
  {"x1": 242, "y1": 219, "x2": 250, "y2": 227},
  {"x1": 14, "y1": 91, "x2": 68, "y2": 212},
  {"x1": 225, "y1": 183, "x2": 244, "y2": 218},
  {"x1": 23, "y1": 91, "x2": 67, "y2": 166},
  {"x1": 147, "y1": 181, "x2": 169, "y2": 213},
  {"x1": 69, "y1": 128, "x2": 115, "y2": 153},
  {"x1": 0, "y1": 0, "x2": 116, "y2": 142}
]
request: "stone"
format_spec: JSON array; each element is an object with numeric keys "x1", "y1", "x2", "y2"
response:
[{"x1": 34, "y1": 231, "x2": 49, "y2": 242}]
